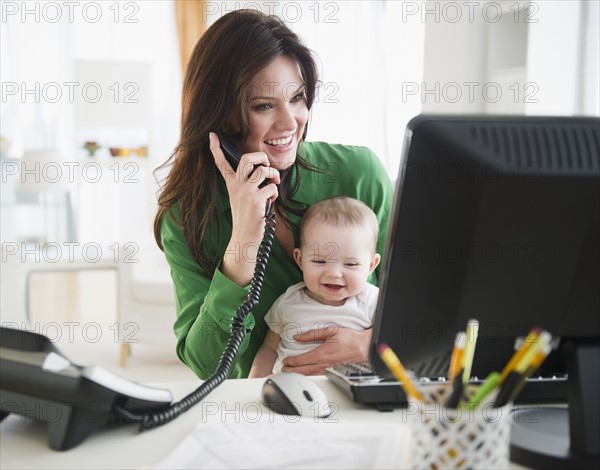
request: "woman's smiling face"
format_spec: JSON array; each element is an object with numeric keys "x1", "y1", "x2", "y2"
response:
[{"x1": 243, "y1": 55, "x2": 309, "y2": 171}]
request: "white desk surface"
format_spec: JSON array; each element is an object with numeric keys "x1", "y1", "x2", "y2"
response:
[
  {"x1": 0, "y1": 377, "x2": 408, "y2": 469},
  {"x1": 1, "y1": 376, "x2": 528, "y2": 469}
]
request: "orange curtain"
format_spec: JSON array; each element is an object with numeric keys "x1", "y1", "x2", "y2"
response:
[{"x1": 174, "y1": 1, "x2": 207, "y2": 74}]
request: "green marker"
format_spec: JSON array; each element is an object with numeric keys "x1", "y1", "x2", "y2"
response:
[{"x1": 467, "y1": 371, "x2": 501, "y2": 410}]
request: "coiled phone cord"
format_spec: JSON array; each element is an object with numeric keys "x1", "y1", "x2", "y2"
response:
[{"x1": 115, "y1": 201, "x2": 276, "y2": 431}]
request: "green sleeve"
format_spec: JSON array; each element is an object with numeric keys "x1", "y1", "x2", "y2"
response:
[{"x1": 160, "y1": 211, "x2": 255, "y2": 379}]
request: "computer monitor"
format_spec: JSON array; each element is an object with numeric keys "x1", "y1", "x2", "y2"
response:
[{"x1": 371, "y1": 114, "x2": 599, "y2": 467}]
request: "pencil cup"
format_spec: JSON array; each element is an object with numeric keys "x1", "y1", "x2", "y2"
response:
[{"x1": 410, "y1": 385, "x2": 511, "y2": 469}]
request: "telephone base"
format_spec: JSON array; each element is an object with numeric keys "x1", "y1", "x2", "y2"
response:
[
  {"x1": 1, "y1": 326, "x2": 173, "y2": 450},
  {"x1": 1, "y1": 390, "x2": 114, "y2": 451}
]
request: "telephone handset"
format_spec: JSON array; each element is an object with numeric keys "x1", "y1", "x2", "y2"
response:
[
  {"x1": 217, "y1": 132, "x2": 244, "y2": 168},
  {"x1": 217, "y1": 132, "x2": 272, "y2": 190}
]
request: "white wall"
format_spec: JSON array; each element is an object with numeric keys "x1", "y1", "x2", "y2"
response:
[
  {"x1": 524, "y1": 2, "x2": 581, "y2": 115},
  {"x1": 420, "y1": 0, "x2": 599, "y2": 117},
  {"x1": 581, "y1": 0, "x2": 600, "y2": 116},
  {"x1": 421, "y1": 1, "x2": 489, "y2": 113}
]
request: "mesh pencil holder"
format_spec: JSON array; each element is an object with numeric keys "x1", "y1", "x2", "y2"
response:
[{"x1": 410, "y1": 384, "x2": 512, "y2": 470}]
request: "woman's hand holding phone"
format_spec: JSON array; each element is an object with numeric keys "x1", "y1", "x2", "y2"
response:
[{"x1": 209, "y1": 132, "x2": 280, "y2": 286}]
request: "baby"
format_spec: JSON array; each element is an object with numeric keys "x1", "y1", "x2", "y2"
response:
[{"x1": 249, "y1": 196, "x2": 381, "y2": 377}]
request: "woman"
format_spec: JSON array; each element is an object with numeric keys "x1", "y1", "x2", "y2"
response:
[{"x1": 154, "y1": 10, "x2": 393, "y2": 379}]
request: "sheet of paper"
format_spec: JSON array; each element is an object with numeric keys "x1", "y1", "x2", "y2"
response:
[{"x1": 154, "y1": 416, "x2": 410, "y2": 469}]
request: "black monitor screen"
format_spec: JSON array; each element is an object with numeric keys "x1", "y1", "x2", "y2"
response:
[{"x1": 371, "y1": 114, "x2": 600, "y2": 379}]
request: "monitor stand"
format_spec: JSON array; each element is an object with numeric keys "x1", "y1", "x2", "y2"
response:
[
  {"x1": 511, "y1": 407, "x2": 598, "y2": 468},
  {"x1": 510, "y1": 340, "x2": 599, "y2": 469}
]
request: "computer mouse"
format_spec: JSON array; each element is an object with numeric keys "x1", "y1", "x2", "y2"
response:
[{"x1": 261, "y1": 372, "x2": 332, "y2": 418}]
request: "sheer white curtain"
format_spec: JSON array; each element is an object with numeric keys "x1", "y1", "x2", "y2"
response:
[{"x1": 293, "y1": 1, "x2": 426, "y2": 178}]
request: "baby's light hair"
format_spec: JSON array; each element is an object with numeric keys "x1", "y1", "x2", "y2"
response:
[{"x1": 299, "y1": 196, "x2": 379, "y2": 252}]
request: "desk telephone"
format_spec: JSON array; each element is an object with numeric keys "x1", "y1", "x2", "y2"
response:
[
  {"x1": 0, "y1": 327, "x2": 172, "y2": 450},
  {"x1": 0, "y1": 134, "x2": 278, "y2": 450}
]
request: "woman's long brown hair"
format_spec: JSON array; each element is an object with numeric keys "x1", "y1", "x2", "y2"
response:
[{"x1": 153, "y1": 10, "x2": 320, "y2": 275}]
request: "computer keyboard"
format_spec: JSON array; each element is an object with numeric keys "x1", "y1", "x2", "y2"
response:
[
  {"x1": 326, "y1": 363, "x2": 568, "y2": 408},
  {"x1": 330, "y1": 362, "x2": 377, "y2": 377}
]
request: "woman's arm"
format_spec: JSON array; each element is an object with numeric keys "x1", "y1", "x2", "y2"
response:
[{"x1": 161, "y1": 217, "x2": 257, "y2": 379}]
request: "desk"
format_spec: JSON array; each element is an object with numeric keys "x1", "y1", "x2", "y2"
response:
[
  {"x1": 0, "y1": 377, "x2": 526, "y2": 469},
  {"x1": 0, "y1": 378, "x2": 402, "y2": 469}
]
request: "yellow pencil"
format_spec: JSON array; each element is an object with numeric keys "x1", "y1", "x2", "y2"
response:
[
  {"x1": 499, "y1": 326, "x2": 541, "y2": 382},
  {"x1": 494, "y1": 332, "x2": 552, "y2": 407},
  {"x1": 514, "y1": 331, "x2": 551, "y2": 374},
  {"x1": 448, "y1": 331, "x2": 466, "y2": 382},
  {"x1": 506, "y1": 341, "x2": 553, "y2": 404},
  {"x1": 527, "y1": 339, "x2": 553, "y2": 373},
  {"x1": 377, "y1": 343, "x2": 425, "y2": 403}
]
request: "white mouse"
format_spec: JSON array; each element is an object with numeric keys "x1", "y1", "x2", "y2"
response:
[{"x1": 262, "y1": 372, "x2": 332, "y2": 418}]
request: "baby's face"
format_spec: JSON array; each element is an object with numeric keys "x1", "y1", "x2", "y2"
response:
[{"x1": 293, "y1": 221, "x2": 380, "y2": 306}]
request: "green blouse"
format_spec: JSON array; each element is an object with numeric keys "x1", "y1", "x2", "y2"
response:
[{"x1": 160, "y1": 141, "x2": 394, "y2": 379}]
